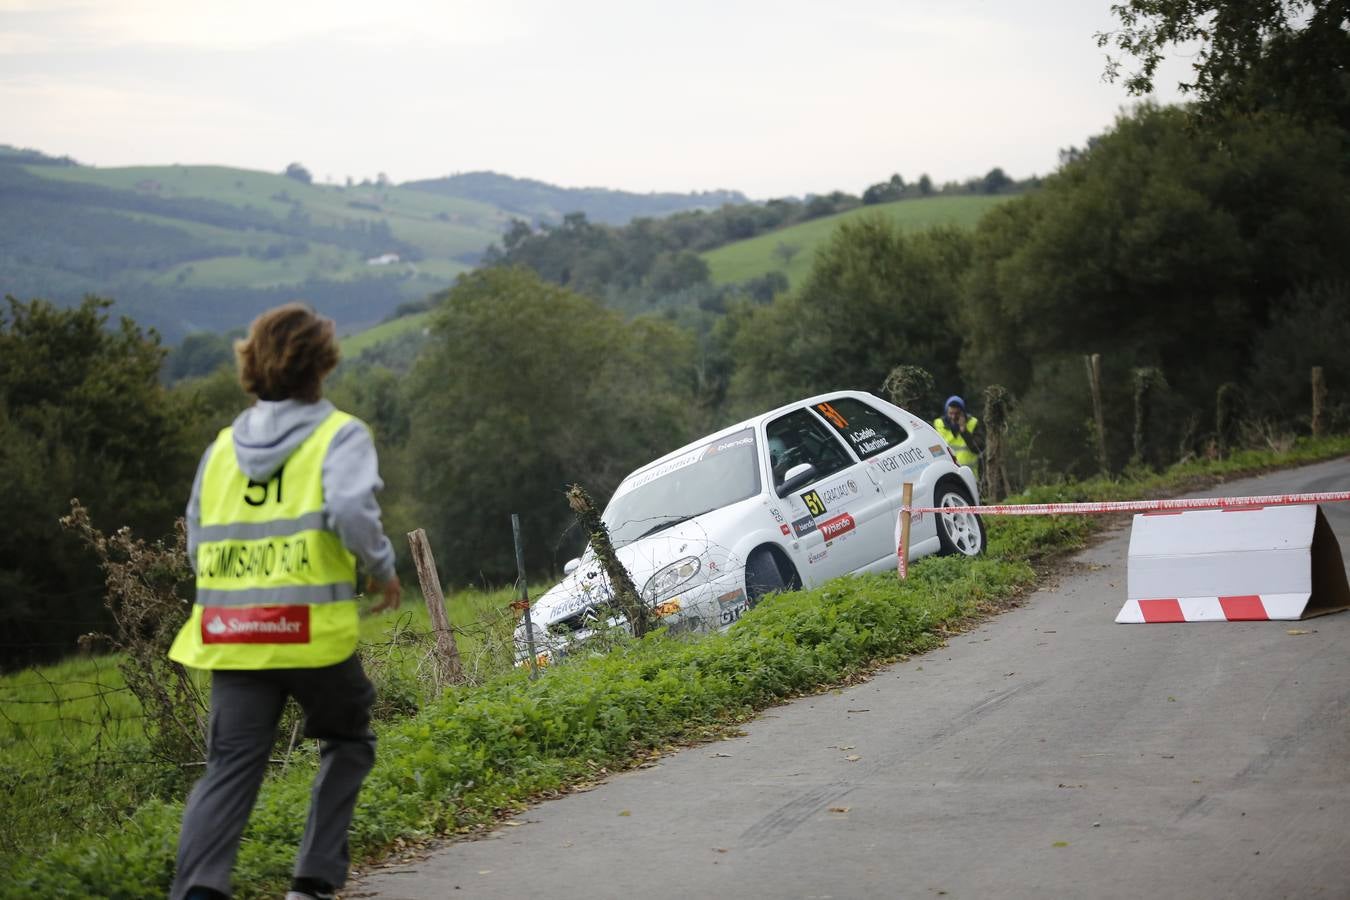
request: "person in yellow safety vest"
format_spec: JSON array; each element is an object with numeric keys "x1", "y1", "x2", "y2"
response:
[
  {"x1": 169, "y1": 303, "x2": 401, "y2": 900},
  {"x1": 933, "y1": 395, "x2": 981, "y2": 477}
]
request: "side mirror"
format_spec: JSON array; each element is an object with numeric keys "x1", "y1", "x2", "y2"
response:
[
  {"x1": 776, "y1": 462, "x2": 817, "y2": 497},
  {"x1": 563, "y1": 558, "x2": 581, "y2": 575}
]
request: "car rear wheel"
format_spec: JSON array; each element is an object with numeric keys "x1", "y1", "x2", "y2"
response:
[{"x1": 934, "y1": 479, "x2": 985, "y2": 557}]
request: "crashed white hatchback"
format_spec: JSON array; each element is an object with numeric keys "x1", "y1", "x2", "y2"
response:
[{"x1": 515, "y1": 390, "x2": 983, "y2": 665}]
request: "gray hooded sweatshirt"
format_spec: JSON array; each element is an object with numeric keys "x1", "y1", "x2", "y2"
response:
[{"x1": 185, "y1": 399, "x2": 396, "y2": 583}]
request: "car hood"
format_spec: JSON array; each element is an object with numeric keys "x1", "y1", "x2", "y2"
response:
[{"x1": 531, "y1": 501, "x2": 753, "y2": 626}]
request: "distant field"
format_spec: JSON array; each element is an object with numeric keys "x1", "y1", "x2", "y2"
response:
[
  {"x1": 703, "y1": 194, "x2": 1011, "y2": 287},
  {"x1": 342, "y1": 309, "x2": 434, "y2": 355}
]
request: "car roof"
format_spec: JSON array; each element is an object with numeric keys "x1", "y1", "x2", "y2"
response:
[{"x1": 619, "y1": 389, "x2": 917, "y2": 484}]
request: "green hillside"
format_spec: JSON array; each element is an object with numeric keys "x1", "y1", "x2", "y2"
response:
[
  {"x1": 0, "y1": 157, "x2": 507, "y2": 339},
  {"x1": 703, "y1": 194, "x2": 1010, "y2": 287},
  {"x1": 405, "y1": 171, "x2": 746, "y2": 226},
  {"x1": 0, "y1": 152, "x2": 750, "y2": 342},
  {"x1": 341, "y1": 309, "x2": 433, "y2": 356}
]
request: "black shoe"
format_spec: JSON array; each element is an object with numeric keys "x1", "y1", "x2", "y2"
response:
[
  {"x1": 184, "y1": 888, "x2": 229, "y2": 900},
  {"x1": 286, "y1": 876, "x2": 336, "y2": 900}
]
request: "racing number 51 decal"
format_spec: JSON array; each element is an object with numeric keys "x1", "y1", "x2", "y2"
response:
[{"x1": 801, "y1": 489, "x2": 826, "y2": 517}]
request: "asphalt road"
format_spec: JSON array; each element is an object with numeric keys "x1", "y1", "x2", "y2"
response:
[{"x1": 355, "y1": 458, "x2": 1350, "y2": 900}]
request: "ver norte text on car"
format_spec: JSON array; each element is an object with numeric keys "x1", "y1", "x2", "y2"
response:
[{"x1": 515, "y1": 391, "x2": 984, "y2": 664}]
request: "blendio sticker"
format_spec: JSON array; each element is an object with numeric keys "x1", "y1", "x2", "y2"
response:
[
  {"x1": 201, "y1": 605, "x2": 311, "y2": 644},
  {"x1": 791, "y1": 515, "x2": 817, "y2": 537},
  {"x1": 819, "y1": 513, "x2": 856, "y2": 541}
]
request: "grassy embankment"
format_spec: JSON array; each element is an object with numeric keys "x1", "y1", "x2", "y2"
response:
[
  {"x1": 702, "y1": 194, "x2": 1009, "y2": 287},
  {"x1": 3, "y1": 435, "x2": 1347, "y2": 896}
]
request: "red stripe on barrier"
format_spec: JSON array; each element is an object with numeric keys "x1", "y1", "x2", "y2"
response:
[
  {"x1": 1143, "y1": 510, "x2": 1185, "y2": 516},
  {"x1": 1139, "y1": 599, "x2": 1184, "y2": 623},
  {"x1": 1219, "y1": 595, "x2": 1268, "y2": 621},
  {"x1": 1221, "y1": 506, "x2": 1266, "y2": 513}
]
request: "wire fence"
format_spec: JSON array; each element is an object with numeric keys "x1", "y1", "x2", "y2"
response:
[{"x1": 1, "y1": 497, "x2": 772, "y2": 863}]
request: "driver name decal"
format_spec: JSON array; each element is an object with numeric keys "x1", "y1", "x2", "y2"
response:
[{"x1": 848, "y1": 426, "x2": 890, "y2": 454}]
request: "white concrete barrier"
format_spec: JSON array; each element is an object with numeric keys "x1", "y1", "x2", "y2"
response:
[{"x1": 1116, "y1": 505, "x2": 1350, "y2": 623}]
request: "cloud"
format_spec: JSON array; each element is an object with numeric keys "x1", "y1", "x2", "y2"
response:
[{"x1": 0, "y1": 0, "x2": 529, "y2": 51}]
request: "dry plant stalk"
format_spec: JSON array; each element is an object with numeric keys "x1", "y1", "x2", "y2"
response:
[
  {"x1": 980, "y1": 384, "x2": 1013, "y2": 502},
  {"x1": 60, "y1": 499, "x2": 207, "y2": 766},
  {"x1": 880, "y1": 365, "x2": 934, "y2": 413},
  {"x1": 566, "y1": 484, "x2": 651, "y2": 637}
]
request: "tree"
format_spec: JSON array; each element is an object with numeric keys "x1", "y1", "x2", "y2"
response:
[
  {"x1": 1097, "y1": 1, "x2": 1350, "y2": 126},
  {"x1": 163, "y1": 331, "x2": 235, "y2": 383},
  {"x1": 773, "y1": 241, "x2": 801, "y2": 265},
  {"x1": 981, "y1": 167, "x2": 1012, "y2": 194},
  {"x1": 284, "y1": 162, "x2": 313, "y2": 184},
  {"x1": 404, "y1": 268, "x2": 697, "y2": 582},
  {"x1": 862, "y1": 174, "x2": 906, "y2": 205},
  {"x1": 0, "y1": 297, "x2": 198, "y2": 667},
  {"x1": 729, "y1": 218, "x2": 971, "y2": 413},
  {"x1": 958, "y1": 103, "x2": 1350, "y2": 473},
  {"x1": 918, "y1": 174, "x2": 934, "y2": 196},
  {"x1": 646, "y1": 251, "x2": 710, "y2": 294}
]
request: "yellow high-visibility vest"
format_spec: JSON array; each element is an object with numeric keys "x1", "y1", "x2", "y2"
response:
[
  {"x1": 933, "y1": 415, "x2": 980, "y2": 472},
  {"x1": 169, "y1": 410, "x2": 360, "y2": 670}
]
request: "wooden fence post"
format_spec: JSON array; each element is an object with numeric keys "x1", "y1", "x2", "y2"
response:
[
  {"x1": 897, "y1": 482, "x2": 913, "y2": 580},
  {"x1": 1085, "y1": 353, "x2": 1109, "y2": 477},
  {"x1": 1312, "y1": 366, "x2": 1326, "y2": 438},
  {"x1": 511, "y1": 513, "x2": 539, "y2": 679},
  {"x1": 406, "y1": 528, "x2": 464, "y2": 690}
]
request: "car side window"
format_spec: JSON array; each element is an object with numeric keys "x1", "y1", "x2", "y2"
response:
[
  {"x1": 765, "y1": 409, "x2": 853, "y2": 488},
  {"x1": 811, "y1": 397, "x2": 911, "y2": 460}
]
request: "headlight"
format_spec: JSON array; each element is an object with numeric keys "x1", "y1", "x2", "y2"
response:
[{"x1": 641, "y1": 556, "x2": 701, "y2": 603}]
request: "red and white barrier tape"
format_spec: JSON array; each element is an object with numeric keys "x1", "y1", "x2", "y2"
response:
[
  {"x1": 903, "y1": 490, "x2": 1350, "y2": 518},
  {"x1": 896, "y1": 489, "x2": 1350, "y2": 579}
]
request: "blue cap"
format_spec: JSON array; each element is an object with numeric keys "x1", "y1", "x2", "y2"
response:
[{"x1": 945, "y1": 395, "x2": 965, "y2": 411}]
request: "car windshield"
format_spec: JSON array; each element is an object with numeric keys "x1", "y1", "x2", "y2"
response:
[{"x1": 603, "y1": 429, "x2": 761, "y2": 547}]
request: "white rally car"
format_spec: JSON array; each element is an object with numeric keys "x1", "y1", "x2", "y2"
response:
[{"x1": 515, "y1": 390, "x2": 984, "y2": 665}]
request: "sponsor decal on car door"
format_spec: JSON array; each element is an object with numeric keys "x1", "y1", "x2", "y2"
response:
[{"x1": 785, "y1": 467, "x2": 889, "y2": 575}]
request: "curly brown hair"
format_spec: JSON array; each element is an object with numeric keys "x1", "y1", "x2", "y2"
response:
[{"x1": 235, "y1": 303, "x2": 340, "y2": 402}]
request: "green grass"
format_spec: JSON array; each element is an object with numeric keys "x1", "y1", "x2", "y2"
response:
[
  {"x1": 0, "y1": 583, "x2": 529, "y2": 863},
  {"x1": 4, "y1": 434, "x2": 1347, "y2": 896},
  {"x1": 341, "y1": 310, "x2": 435, "y2": 356},
  {"x1": 703, "y1": 194, "x2": 1011, "y2": 287}
]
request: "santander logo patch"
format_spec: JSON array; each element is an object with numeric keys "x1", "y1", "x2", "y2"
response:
[
  {"x1": 201, "y1": 605, "x2": 311, "y2": 644},
  {"x1": 819, "y1": 513, "x2": 856, "y2": 540}
]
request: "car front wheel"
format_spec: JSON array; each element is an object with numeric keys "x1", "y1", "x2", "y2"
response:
[
  {"x1": 745, "y1": 547, "x2": 790, "y2": 603},
  {"x1": 934, "y1": 479, "x2": 985, "y2": 557}
]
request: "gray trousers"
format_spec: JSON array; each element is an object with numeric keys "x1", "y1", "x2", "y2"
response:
[{"x1": 171, "y1": 655, "x2": 377, "y2": 899}]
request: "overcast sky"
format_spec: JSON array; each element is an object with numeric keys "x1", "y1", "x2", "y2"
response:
[{"x1": 0, "y1": 0, "x2": 1194, "y2": 198}]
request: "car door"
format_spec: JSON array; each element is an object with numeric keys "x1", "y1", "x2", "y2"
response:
[
  {"x1": 810, "y1": 396, "x2": 933, "y2": 515},
  {"x1": 765, "y1": 406, "x2": 891, "y2": 578}
]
